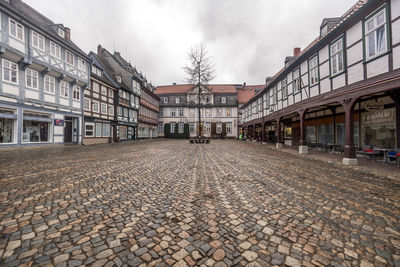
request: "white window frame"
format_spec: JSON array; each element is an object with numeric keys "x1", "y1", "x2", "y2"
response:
[
  {"x1": 108, "y1": 89, "x2": 114, "y2": 98},
  {"x1": 95, "y1": 123, "x2": 102, "y2": 137},
  {"x1": 84, "y1": 98, "x2": 90, "y2": 111},
  {"x1": 78, "y1": 58, "x2": 86, "y2": 72},
  {"x1": 116, "y1": 76, "x2": 122, "y2": 83},
  {"x1": 85, "y1": 122, "x2": 94, "y2": 137},
  {"x1": 221, "y1": 97, "x2": 226, "y2": 104},
  {"x1": 102, "y1": 124, "x2": 110, "y2": 137},
  {"x1": 308, "y1": 55, "x2": 319, "y2": 86},
  {"x1": 9, "y1": 18, "x2": 24, "y2": 41},
  {"x1": 158, "y1": 122, "x2": 163, "y2": 133},
  {"x1": 66, "y1": 50, "x2": 74, "y2": 66},
  {"x1": 117, "y1": 106, "x2": 122, "y2": 116},
  {"x1": 163, "y1": 97, "x2": 168, "y2": 104},
  {"x1": 292, "y1": 68, "x2": 301, "y2": 93},
  {"x1": 58, "y1": 28, "x2": 65, "y2": 38},
  {"x1": 93, "y1": 100, "x2": 99, "y2": 113},
  {"x1": 32, "y1": 31, "x2": 44, "y2": 51},
  {"x1": 60, "y1": 81, "x2": 69, "y2": 98},
  {"x1": 226, "y1": 108, "x2": 231, "y2": 117},
  {"x1": 330, "y1": 38, "x2": 345, "y2": 76},
  {"x1": 170, "y1": 123, "x2": 175, "y2": 133},
  {"x1": 108, "y1": 105, "x2": 114, "y2": 115},
  {"x1": 73, "y1": 86, "x2": 80, "y2": 100},
  {"x1": 178, "y1": 123, "x2": 184, "y2": 134},
  {"x1": 281, "y1": 78, "x2": 288, "y2": 100},
  {"x1": 44, "y1": 75, "x2": 55, "y2": 94},
  {"x1": 216, "y1": 122, "x2": 222, "y2": 134},
  {"x1": 92, "y1": 82, "x2": 99, "y2": 92},
  {"x1": 101, "y1": 85, "x2": 107, "y2": 95},
  {"x1": 175, "y1": 97, "x2": 180, "y2": 104},
  {"x1": 226, "y1": 122, "x2": 232, "y2": 134},
  {"x1": 101, "y1": 103, "x2": 107, "y2": 114},
  {"x1": 25, "y1": 68, "x2": 38, "y2": 90},
  {"x1": 171, "y1": 108, "x2": 176, "y2": 117},
  {"x1": 50, "y1": 41, "x2": 61, "y2": 59},
  {"x1": 2, "y1": 59, "x2": 18, "y2": 84},
  {"x1": 179, "y1": 108, "x2": 184, "y2": 117},
  {"x1": 364, "y1": 7, "x2": 388, "y2": 61}
]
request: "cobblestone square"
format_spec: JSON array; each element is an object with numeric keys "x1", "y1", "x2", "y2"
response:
[{"x1": 0, "y1": 140, "x2": 399, "y2": 266}]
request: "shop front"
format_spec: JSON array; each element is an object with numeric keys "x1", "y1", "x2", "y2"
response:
[{"x1": 361, "y1": 108, "x2": 396, "y2": 148}]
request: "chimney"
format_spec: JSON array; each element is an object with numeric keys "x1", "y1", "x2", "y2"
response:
[
  {"x1": 243, "y1": 82, "x2": 246, "y2": 87},
  {"x1": 65, "y1": 27, "x2": 71, "y2": 40},
  {"x1": 293, "y1": 47, "x2": 301, "y2": 57},
  {"x1": 97, "y1": 44, "x2": 102, "y2": 56}
]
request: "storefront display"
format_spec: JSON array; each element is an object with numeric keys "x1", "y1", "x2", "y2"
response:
[
  {"x1": 0, "y1": 109, "x2": 15, "y2": 143},
  {"x1": 361, "y1": 108, "x2": 395, "y2": 148},
  {"x1": 119, "y1": 126, "x2": 127, "y2": 140}
]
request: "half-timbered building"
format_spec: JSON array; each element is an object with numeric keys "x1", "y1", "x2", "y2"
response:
[
  {"x1": 0, "y1": 0, "x2": 90, "y2": 146},
  {"x1": 241, "y1": 0, "x2": 400, "y2": 165}
]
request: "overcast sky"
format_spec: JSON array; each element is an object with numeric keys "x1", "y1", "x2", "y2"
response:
[{"x1": 25, "y1": 0, "x2": 357, "y2": 86}]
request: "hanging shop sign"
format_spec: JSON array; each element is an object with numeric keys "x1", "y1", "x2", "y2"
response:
[
  {"x1": 362, "y1": 108, "x2": 394, "y2": 125},
  {"x1": 54, "y1": 119, "x2": 64, "y2": 126},
  {"x1": 364, "y1": 101, "x2": 384, "y2": 111}
]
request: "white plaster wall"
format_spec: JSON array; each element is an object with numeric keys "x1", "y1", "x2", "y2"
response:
[
  {"x1": 347, "y1": 42, "x2": 363, "y2": 66},
  {"x1": 60, "y1": 98, "x2": 69, "y2": 106},
  {"x1": 72, "y1": 101, "x2": 80, "y2": 109},
  {"x1": 54, "y1": 135, "x2": 63, "y2": 143},
  {"x1": 9, "y1": 39, "x2": 25, "y2": 53},
  {"x1": 2, "y1": 83, "x2": 19, "y2": 96},
  {"x1": 301, "y1": 74, "x2": 308, "y2": 87},
  {"x1": 392, "y1": 19, "x2": 400, "y2": 46},
  {"x1": 320, "y1": 78, "x2": 331, "y2": 94},
  {"x1": 54, "y1": 113, "x2": 64, "y2": 120},
  {"x1": 332, "y1": 74, "x2": 346, "y2": 90},
  {"x1": 25, "y1": 90, "x2": 39, "y2": 99},
  {"x1": 319, "y1": 61, "x2": 330, "y2": 79},
  {"x1": 392, "y1": 0, "x2": 400, "y2": 18},
  {"x1": 288, "y1": 97, "x2": 294, "y2": 106},
  {"x1": 287, "y1": 73, "x2": 292, "y2": 83},
  {"x1": 294, "y1": 94, "x2": 301, "y2": 103},
  {"x1": 310, "y1": 85, "x2": 319, "y2": 97},
  {"x1": 346, "y1": 21, "x2": 362, "y2": 47},
  {"x1": 44, "y1": 94, "x2": 55, "y2": 103},
  {"x1": 347, "y1": 63, "x2": 364, "y2": 84},
  {"x1": 366, "y1": 55, "x2": 389, "y2": 79},
  {"x1": 54, "y1": 126, "x2": 63, "y2": 135},
  {"x1": 319, "y1": 45, "x2": 329, "y2": 63},
  {"x1": 300, "y1": 61, "x2": 308, "y2": 75},
  {"x1": 393, "y1": 46, "x2": 400, "y2": 70},
  {"x1": 302, "y1": 87, "x2": 309, "y2": 100}
]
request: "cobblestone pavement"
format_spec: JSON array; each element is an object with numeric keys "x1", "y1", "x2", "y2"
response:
[{"x1": 0, "y1": 140, "x2": 400, "y2": 267}]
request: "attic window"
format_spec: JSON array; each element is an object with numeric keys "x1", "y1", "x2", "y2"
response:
[
  {"x1": 58, "y1": 28, "x2": 65, "y2": 38},
  {"x1": 116, "y1": 76, "x2": 122, "y2": 83}
]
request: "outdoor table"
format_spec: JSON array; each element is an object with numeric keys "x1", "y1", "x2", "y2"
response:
[{"x1": 374, "y1": 148, "x2": 390, "y2": 163}]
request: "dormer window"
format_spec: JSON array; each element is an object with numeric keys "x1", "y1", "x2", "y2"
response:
[
  {"x1": 92, "y1": 65, "x2": 102, "y2": 76},
  {"x1": 175, "y1": 97, "x2": 180, "y2": 104},
  {"x1": 58, "y1": 28, "x2": 65, "y2": 38},
  {"x1": 163, "y1": 97, "x2": 168, "y2": 104},
  {"x1": 221, "y1": 97, "x2": 226, "y2": 104},
  {"x1": 116, "y1": 76, "x2": 122, "y2": 83}
]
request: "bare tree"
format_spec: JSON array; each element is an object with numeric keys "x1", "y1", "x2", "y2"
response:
[{"x1": 183, "y1": 45, "x2": 215, "y2": 138}]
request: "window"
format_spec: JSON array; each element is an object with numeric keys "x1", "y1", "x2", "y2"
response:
[
  {"x1": 206, "y1": 109, "x2": 211, "y2": 118},
  {"x1": 129, "y1": 110, "x2": 134, "y2": 122},
  {"x1": 281, "y1": 78, "x2": 288, "y2": 99},
  {"x1": 58, "y1": 28, "x2": 65, "y2": 38},
  {"x1": 221, "y1": 97, "x2": 226, "y2": 104},
  {"x1": 163, "y1": 97, "x2": 168, "y2": 104},
  {"x1": 2, "y1": 59, "x2": 18, "y2": 84},
  {"x1": 66, "y1": 50, "x2": 74, "y2": 66},
  {"x1": 272, "y1": 86, "x2": 278, "y2": 104},
  {"x1": 170, "y1": 123, "x2": 175, "y2": 133},
  {"x1": 32, "y1": 31, "x2": 44, "y2": 51},
  {"x1": 117, "y1": 106, "x2": 122, "y2": 116},
  {"x1": 0, "y1": 109, "x2": 16, "y2": 144},
  {"x1": 175, "y1": 97, "x2": 180, "y2": 104},
  {"x1": 78, "y1": 58, "x2": 86, "y2": 71},
  {"x1": 26, "y1": 69, "x2": 38, "y2": 89},
  {"x1": 116, "y1": 76, "x2": 122, "y2": 83},
  {"x1": 101, "y1": 103, "x2": 107, "y2": 114},
  {"x1": 206, "y1": 123, "x2": 211, "y2": 134},
  {"x1": 44, "y1": 75, "x2": 55, "y2": 94},
  {"x1": 216, "y1": 123, "x2": 222, "y2": 134},
  {"x1": 22, "y1": 112, "x2": 51, "y2": 143},
  {"x1": 73, "y1": 86, "x2": 80, "y2": 100},
  {"x1": 179, "y1": 108, "x2": 184, "y2": 117},
  {"x1": 130, "y1": 95, "x2": 135, "y2": 107},
  {"x1": 226, "y1": 122, "x2": 232, "y2": 134},
  {"x1": 292, "y1": 68, "x2": 301, "y2": 93},
  {"x1": 84, "y1": 98, "x2": 90, "y2": 111},
  {"x1": 92, "y1": 65, "x2": 102, "y2": 76},
  {"x1": 50, "y1": 42, "x2": 60, "y2": 59},
  {"x1": 102, "y1": 124, "x2": 110, "y2": 137},
  {"x1": 330, "y1": 38, "x2": 344, "y2": 75},
  {"x1": 309, "y1": 55, "x2": 319, "y2": 86},
  {"x1": 216, "y1": 108, "x2": 222, "y2": 117},
  {"x1": 189, "y1": 108, "x2": 195, "y2": 118},
  {"x1": 178, "y1": 123, "x2": 184, "y2": 134},
  {"x1": 95, "y1": 123, "x2": 102, "y2": 137},
  {"x1": 171, "y1": 108, "x2": 176, "y2": 117},
  {"x1": 85, "y1": 123, "x2": 94, "y2": 137},
  {"x1": 206, "y1": 96, "x2": 211, "y2": 103},
  {"x1": 189, "y1": 122, "x2": 195, "y2": 133},
  {"x1": 158, "y1": 122, "x2": 163, "y2": 133},
  {"x1": 132, "y1": 80, "x2": 141, "y2": 93},
  {"x1": 364, "y1": 7, "x2": 388, "y2": 61},
  {"x1": 101, "y1": 85, "x2": 107, "y2": 95},
  {"x1": 93, "y1": 101, "x2": 99, "y2": 113},
  {"x1": 92, "y1": 82, "x2": 99, "y2": 92},
  {"x1": 124, "y1": 108, "x2": 128, "y2": 117},
  {"x1": 60, "y1": 81, "x2": 69, "y2": 98},
  {"x1": 9, "y1": 18, "x2": 24, "y2": 41},
  {"x1": 108, "y1": 89, "x2": 114, "y2": 98},
  {"x1": 159, "y1": 108, "x2": 163, "y2": 117}
]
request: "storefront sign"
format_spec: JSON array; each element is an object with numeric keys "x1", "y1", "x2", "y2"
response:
[
  {"x1": 364, "y1": 101, "x2": 384, "y2": 111},
  {"x1": 362, "y1": 109, "x2": 394, "y2": 125},
  {"x1": 54, "y1": 119, "x2": 64, "y2": 126}
]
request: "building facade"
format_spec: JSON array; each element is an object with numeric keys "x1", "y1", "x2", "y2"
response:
[
  {"x1": 83, "y1": 51, "x2": 119, "y2": 145},
  {"x1": 156, "y1": 84, "x2": 239, "y2": 139},
  {"x1": 0, "y1": 0, "x2": 90, "y2": 147},
  {"x1": 241, "y1": 0, "x2": 400, "y2": 165},
  {"x1": 97, "y1": 46, "x2": 139, "y2": 141},
  {"x1": 138, "y1": 83, "x2": 159, "y2": 139}
]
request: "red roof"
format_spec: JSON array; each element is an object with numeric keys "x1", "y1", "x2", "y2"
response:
[
  {"x1": 237, "y1": 85, "x2": 265, "y2": 104},
  {"x1": 156, "y1": 84, "x2": 239, "y2": 95}
]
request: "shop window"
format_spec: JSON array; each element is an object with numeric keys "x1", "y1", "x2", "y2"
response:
[
  {"x1": 158, "y1": 122, "x2": 163, "y2": 133},
  {"x1": 306, "y1": 126, "x2": 316, "y2": 143},
  {"x1": 226, "y1": 122, "x2": 232, "y2": 134},
  {"x1": 0, "y1": 109, "x2": 16, "y2": 143},
  {"x1": 178, "y1": 123, "x2": 184, "y2": 134},
  {"x1": 22, "y1": 112, "x2": 51, "y2": 143},
  {"x1": 216, "y1": 123, "x2": 222, "y2": 134},
  {"x1": 85, "y1": 123, "x2": 94, "y2": 137},
  {"x1": 189, "y1": 122, "x2": 195, "y2": 133},
  {"x1": 95, "y1": 123, "x2": 102, "y2": 137},
  {"x1": 317, "y1": 124, "x2": 334, "y2": 144},
  {"x1": 102, "y1": 124, "x2": 110, "y2": 137},
  {"x1": 119, "y1": 126, "x2": 127, "y2": 139},
  {"x1": 170, "y1": 123, "x2": 175, "y2": 133}
]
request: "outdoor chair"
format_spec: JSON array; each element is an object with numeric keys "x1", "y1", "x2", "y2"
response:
[{"x1": 388, "y1": 150, "x2": 400, "y2": 166}]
